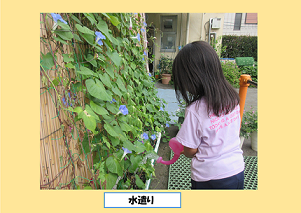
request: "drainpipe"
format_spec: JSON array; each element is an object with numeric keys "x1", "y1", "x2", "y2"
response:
[
  {"x1": 208, "y1": 18, "x2": 212, "y2": 43},
  {"x1": 186, "y1": 13, "x2": 190, "y2": 44},
  {"x1": 201, "y1": 13, "x2": 204, "y2": 40}
]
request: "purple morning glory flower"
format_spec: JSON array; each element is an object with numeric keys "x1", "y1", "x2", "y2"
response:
[
  {"x1": 68, "y1": 92, "x2": 71, "y2": 98},
  {"x1": 131, "y1": 33, "x2": 140, "y2": 42},
  {"x1": 151, "y1": 134, "x2": 156, "y2": 140},
  {"x1": 122, "y1": 147, "x2": 132, "y2": 154},
  {"x1": 144, "y1": 51, "x2": 147, "y2": 56},
  {"x1": 122, "y1": 147, "x2": 132, "y2": 160},
  {"x1": 95, "y1": 31, "x2": 106, "y2": 46},
  {"x1": 129, "y1": 18, "x2": 132, "y2": 30},
  {"x1": 142, "y1": 133, "x2": 149, "y2": 140},
  {"x1": 160, "y1": 107, "x2": 164, "y2": 111},
  {"x1": 119, "y1": 105, "x2": 128, "y2": 115},
  {"x1": 166, "y1": 123, "x2": 170, "y2": 127},
  {"x1": 141, "y1": 28, "x2": 145, "y2": 33},
  {"x1": 148, "y1": 73, "x2": 152, "y2": 77},
  {"x1": 143, "y1": 22, "x2": 147, "y2": 27},
  {"x1": 110, "y1": 98, "x2": 116, "y2": 103},
  {"x1": 51, "y1": 13, "x2": 68, "y2": 24}
]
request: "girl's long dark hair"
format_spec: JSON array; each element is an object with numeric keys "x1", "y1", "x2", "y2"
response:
[{"x1": 172, "y1": 41, "x2": 240, "y2": 117}]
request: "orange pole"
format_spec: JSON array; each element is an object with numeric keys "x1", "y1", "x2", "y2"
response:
[{"x1": 239, "y1": 74, "x2": 252, "y2": 127}]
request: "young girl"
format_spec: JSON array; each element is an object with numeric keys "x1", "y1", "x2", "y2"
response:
[{"x1": 173, "y1": 41, "x2": 244, "y2": 189}]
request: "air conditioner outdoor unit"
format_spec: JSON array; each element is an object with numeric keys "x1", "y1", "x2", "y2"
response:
[{"x1": 211, "y1": 18, "x2": 221, "y2": 29}]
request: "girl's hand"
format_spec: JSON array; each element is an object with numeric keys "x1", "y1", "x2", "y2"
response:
[{"x1": 180, "y1": 150, "x2": 185, "y2": 155}]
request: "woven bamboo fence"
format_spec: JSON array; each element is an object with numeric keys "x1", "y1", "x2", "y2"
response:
[{"x1": 40, "y1": 13, "x2": 148, "y2": 189}]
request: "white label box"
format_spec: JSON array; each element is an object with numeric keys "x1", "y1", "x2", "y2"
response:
[{"x1": 104, "y1": 192, "x2": 181, "y2": 208}]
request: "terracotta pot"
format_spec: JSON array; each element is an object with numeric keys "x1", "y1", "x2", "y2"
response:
[{"x1": 161, "y1": 74, "x2": 171, "y2": 85}]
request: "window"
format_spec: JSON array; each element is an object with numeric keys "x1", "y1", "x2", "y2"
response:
[
  {"x1": 234, "y1": 13, "x2": 242, "y2": 30},
  {"x1": 160, "y1": 16, "x2": 177, "y2": 52},
  {"x1": 245, "y1": 13, "x2": 258, "y2": 24}
]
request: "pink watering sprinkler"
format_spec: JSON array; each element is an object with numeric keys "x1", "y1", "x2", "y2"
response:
[{"x1": 156, "y1": 137, "x2": 184, "y2": 165}]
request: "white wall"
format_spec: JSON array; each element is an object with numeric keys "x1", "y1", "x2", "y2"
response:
[{"x1": 223, "y1": 13, "x2": 257, "y2": 36}]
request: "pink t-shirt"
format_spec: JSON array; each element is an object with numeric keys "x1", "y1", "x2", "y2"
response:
[{"x1": 176, "y1": 98, "x2": 244, "y2": 182}]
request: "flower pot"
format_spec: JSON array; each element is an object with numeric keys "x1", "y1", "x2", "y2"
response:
[
  {"x1": 239, "y1": 136, "x2": 245, "y2": 149},
  {"x1": 251, "y1": 131, "x2": 257, "y2": 151},
  {"x1": 161, "y1": 74, "x2": 171, "y2": 85}
]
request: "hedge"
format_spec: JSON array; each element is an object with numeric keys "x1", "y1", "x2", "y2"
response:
[{"x1": 221, "y1": 35, "x2": 257, "y2": 61}]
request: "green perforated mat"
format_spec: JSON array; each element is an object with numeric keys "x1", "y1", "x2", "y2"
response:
[{"x1": 168, "y1": 154, "x2": 257, "y2": 190}]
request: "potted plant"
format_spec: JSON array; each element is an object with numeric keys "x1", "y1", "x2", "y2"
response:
[
  {"x1": 158, "y1": 55, "x2": 173, "y2": 84},
  {"x1": 241, "y1": 108, "x2": 258, "y2": 151},
  {"x1": 154, "y1": 71, "x2": 160, "y2": 79}
]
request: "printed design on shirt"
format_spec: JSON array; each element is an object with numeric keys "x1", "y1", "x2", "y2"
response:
[{"x1": 208, "y1": 105, "x2": 240, "y2": 133}]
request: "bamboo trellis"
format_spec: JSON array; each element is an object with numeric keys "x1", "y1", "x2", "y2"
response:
[{"x1": 40, "y1": 13, "x2": 149, "y2": 189}]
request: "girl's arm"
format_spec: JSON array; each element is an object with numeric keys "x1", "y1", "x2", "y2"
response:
[{"x1": 180, "y1": 146, "x2": 198, "y2": 158}]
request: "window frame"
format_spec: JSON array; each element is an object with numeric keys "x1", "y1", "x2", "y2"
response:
[
  {"x1": 160, "y1": 15, "x2": 177, "y2": 52},
  {"x1": 234, "y1": 13, "x2": 242, "y2": 30}
]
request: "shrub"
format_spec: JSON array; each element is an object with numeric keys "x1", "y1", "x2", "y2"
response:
[
  {"x1": 221, "y1": 35, "x2": 257, "y2": 61},
  {"x1": 221, "y1": 60, "x2": 240, "y2": 88},
  {"x1": 239, "y1": 62, "x2": 258, "y2": 82}
]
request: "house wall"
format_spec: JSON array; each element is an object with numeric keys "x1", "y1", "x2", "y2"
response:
[
  {"x1": 223, "y1": 13, "x2": 258, "y2": 36},
  {"x1": 146, "y1": 13, "x2": 188, "y2": 72},
  {"x1": 146, "y1": 13, "x2": 225, "y2": 73}
]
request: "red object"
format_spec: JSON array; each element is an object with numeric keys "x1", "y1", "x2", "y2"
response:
[{"x1": 156, "y1": 138, "x2": 184, "y2": 165}]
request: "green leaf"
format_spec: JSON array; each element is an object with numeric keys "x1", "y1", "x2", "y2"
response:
[
  {"x1": 65, "y1": 63, "x2": 75, "y2": 69},
  {"x1": 104, "y1": 64, "x2": 115, "y2": 79},
  {"x1": 82, "y1": 110, "x2": 96, "y2": 131},
  {"x1": 119, "y1": 122, "x2": 132, "y2": 132},
  {"x1": 75, "y1": 24, "x2": 94, "y2": 35},
  {"x1": 106, "y1": 156, "x2": 123, "y2": 176},
  {"x1": 104, "y1": 123, "x2": 119, "y2": 137},
  {"x1": 99, "y1": 73, "x2": 112, "y2": 88},
  {"x1": 84, "y1": 13, "x2": 97, "y2": 25},
  {"x1": 123, "y1": 140, "x2": 135, "y2": 152},
  {"x1": 146, "y1": 104, "x2": 156, "y2": 112},
  {"x1": 108, "y1": 15, "x2": 120, "y2": 26},
  {"x1": 81, "y1": 134, "x2": 90, "y2": 154},
  {"x1": 63, "y1": 54, "x2": 74, "y2": 63},
  {"x1": 135, "y1": 175, "x2": 145, "y2": 189},
  {"x1": 107, "y1": 51, "x2": 122, "y2": 67},
  {"x1": 54, "y1": 29, "x2": 73, "y2": 41},
  {"x1": 108, "y1": 136, "x2": 120, "y2": 146},
  {"x1": 130, "y1": 62, "x2": 136, "y2": 70},
  {"x1": 106, "y1": 103, "x2": 119, "y2": 114},
  {"x1": 85, "y1": 104, "x2": 100, "y2": 120},
  {"x1": 133, "y1": 140, "x2": 146, "y2": 153},
  {"x1": 53, "y1": 36, "x2": 68, "y2": 45},
  {"x1": 41, "y1": 52, "x2": 56, "y2": 70},
  {"x1": 57, "y1": 21, "x2": 71, "y2": 30},
  {"x1": 73, "y1": 106, "x2": 83, "y2": 114},
  {"x1": 76, "y1": 66, "x2": 96, "y2": 76},
  {"x1": 86, "y1": 79, "x2": 111, "y2": 101},
  {"x1": 105, "y1": 173, "x2": 117, "y2": 189},
  {"x1": 128, "y1": 155, "x2": 142, "y2": 173},
  {"x1": 112, "y1": 86, "x2": 122, "y2": 97},
  {"x1": 71, "y1": 14, "x2": 82, "y2": 24},
  {"x1": 83, "y1": 186, "x2": 93, "y2": 190},
  {"x1": 90, "y1": 100, "x2": 109, "y2": 115},
  {"x1": 73, "y1": 34, "x2": 83, "y2": 42},
  {"x1": 116, "y1": 77, "x2": 127, "y2": 92},
  {"x1": 80, "y1": 33, "x2": 94, "y2": 45},
  {"x1": 85, "y1": 54, "x2": 97, "y2": 67}
]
